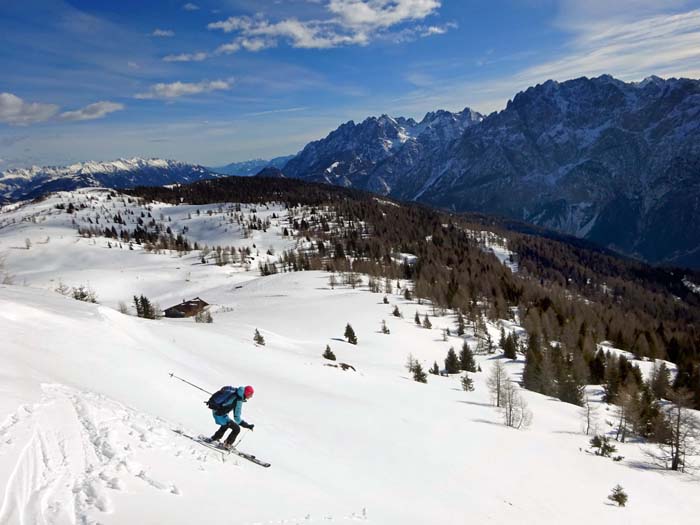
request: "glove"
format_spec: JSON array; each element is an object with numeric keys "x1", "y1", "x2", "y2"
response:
[{"x1": 242, "y1": 422, "x2": 255, "y2": 431}]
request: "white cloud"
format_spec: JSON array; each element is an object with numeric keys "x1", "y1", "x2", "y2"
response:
[
  {"x1": 58, "y1": 101, "x2": 125, "y2": 122},
  {"x1": 215, "y1": 37, "x2": 277, "y2": 55},
  {"x1": 183, "y1": 3, "x2": 199, "y2": 11},
  {"x1": 208, "y1": 0, "x2": 445, "y2": 49},
  {"x1": 215, "y1": 41, "x2": 241, "y2": 55},
  {"x1": 127, "y1": 61, "x2": 140, "y2": 69},
  {"x1": 163, "y1": 52, "x2": 209, "y2": 62},
  {"x1": 0, "y1": 93, "x2": 59, "y2": 125},
  {"x1": 327, "y1": 0, "x2": 441, "y2": 29},
  {"x1": 152, "y1": 28, "x2": 175, "y2": 37},
  {"x1": 134, "y1": 80, "x2": 232, "y2": 100}
]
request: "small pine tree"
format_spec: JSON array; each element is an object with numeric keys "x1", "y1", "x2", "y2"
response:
[
  {"x1": 322, "y1": 344, "x2": 336, "y2": 361},
  {"x1": 461, "y1": 373, "x2": 474, "y2": 392},
  {"x1": 456, "y1": 311, "x2": 465, "y2": 336},
  {"x1": 430, "y1": 361, "x2": 440, "y2": 375},
  {"x1": 590, "y1": 435, "x2": 617, "y2": 457},
  {"x1": 445, "y1": 347, "x2": 461, "y2": 374},
  {"x1": 254, "y1": 328, "x2": 265, "y2": 346},
  {"x1": 133, "y1": 295, "x2": 143, "y2": 317},
  {"x1": 415, "y1": 311, "x2": 421, "y2": 325},
  {"x1": 393, "y1": 305, "x2": 401, "y2": 317},
  {"x1": 459, "y1": 342, "x2": 477, "y2": 372},
  {"x1": 608, "y1": 485, "x2": 628, "y2": 507},
  {"x1": 381, "y1": 320, "x2": 391, "y2": 334},
  {"x1": 413, "y1": 362, "x2": 427, "y2": 383},
  {"x1": 383, "y1": 295, "x2": 389, "y2": 304},
  {"x1": 503, "y1": 333, "x2": 517, "y2": 359},
  {"x1": 344, "y1": 323, "x2": 358, "y2": 345},
  {"x1": 422, "y1": 314, "x2": 432, "y2": 329},
  {"x1": 404, "y1": 287, "x2": 412, "y2": 300}
]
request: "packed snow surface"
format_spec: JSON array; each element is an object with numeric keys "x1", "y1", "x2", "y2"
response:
[{"x1": 0, "y1": 189, "x2": 698, "y2": 524}]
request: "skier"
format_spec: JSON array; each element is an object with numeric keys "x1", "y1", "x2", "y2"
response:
[{"x1": 206, "y1": 385, "x2": 255, "y2": 450}]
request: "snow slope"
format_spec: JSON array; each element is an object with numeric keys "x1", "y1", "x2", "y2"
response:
[{"x1": 1, "y1": 191, "x2": 698, "y2": 524}]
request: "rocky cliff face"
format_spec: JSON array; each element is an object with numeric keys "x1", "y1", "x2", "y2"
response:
[
  {"x1": 282, "y1": 109, "x2": 482, "y2": 191},
  {"x1": 416, "y1": 75, "x2": 700, "y2": 266}
]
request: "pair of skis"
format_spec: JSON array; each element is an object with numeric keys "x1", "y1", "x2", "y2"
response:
[{"x1": 173, "y1": 429, "x2": 271, "y2": 468}]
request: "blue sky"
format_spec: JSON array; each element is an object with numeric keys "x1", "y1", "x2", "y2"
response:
[{"x1": 1, "y1": 0, "x2": 700, "y2": 169}]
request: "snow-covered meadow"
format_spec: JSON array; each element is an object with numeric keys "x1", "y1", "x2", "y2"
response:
[{"x1": 0, "y1": 190, "x2": 698, "y2": 524}]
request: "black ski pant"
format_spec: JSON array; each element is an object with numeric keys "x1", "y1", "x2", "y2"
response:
[{"x1": 211, "y1": 421, "x2": 240, "y2": 445}]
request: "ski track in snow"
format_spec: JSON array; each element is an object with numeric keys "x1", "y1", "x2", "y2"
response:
[{"x1": 0, "y1": 384, "x2": 189, "y2": 525}]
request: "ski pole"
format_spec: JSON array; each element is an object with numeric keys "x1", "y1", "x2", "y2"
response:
[
  {"x1": 168, "y1": 372, "x2": 212, "y2": 395},
  {"x1": 235, "y1": 430, "x2": 248, "y2": 448}
]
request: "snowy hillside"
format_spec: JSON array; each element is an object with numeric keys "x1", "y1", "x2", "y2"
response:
[{"x1": 1, "y1": 190, "x2": 698, "y2": 524}]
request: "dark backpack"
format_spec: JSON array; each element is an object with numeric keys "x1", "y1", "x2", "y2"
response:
[{"x1": 206, "y1": 386, "x2": 239, "y2": 415}]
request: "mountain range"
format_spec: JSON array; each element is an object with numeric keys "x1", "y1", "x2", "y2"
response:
[
  {"x1": 0, "y1": 158, "x2": 223, "y2": 204},
  {"x1": 209, "y1": 155, "x2": 294, "y2": 176},
  {"x1": 3, "y1": 75, "x2": 699, "y2": 268},
  {"x1": 279, "y1": 75, "x2": 700, "y2": 268}
]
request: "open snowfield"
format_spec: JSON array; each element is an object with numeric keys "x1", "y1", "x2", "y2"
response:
[{"x1": 1, "y1": 190, "x2": 698, "y2": 524}]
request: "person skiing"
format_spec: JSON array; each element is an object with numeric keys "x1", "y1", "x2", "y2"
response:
[{"x1": 206, "y1": 385, "x2": 255, "y2": 450}]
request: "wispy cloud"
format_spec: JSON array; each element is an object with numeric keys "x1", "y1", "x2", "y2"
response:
[
  {"x1": 244, "y1": 106, "x2": 309, "y2": 117},
  {"x1": 521, "y1": 8, "x2": 700, "y2": 84},
  {"x1": 208, "y1": 0, "x2": 449, "y2": 49},
  {"x1": 182, "y1": 3, "x2": 199, "y2": 11},
  {"x1": 58, "y1": 101, "x2": 125, "y2": 122},
  {"x1": 134, "y1": 80, "x2": 232, "y2": 100},
  {"x1": 397, "y1": 6, "x2": 700, "y2": 115},
  {"x1": 0, "y1": 93, "x2": 59, "y2": 125},
  {"x1": 163, "y1": 52, "x2": 209, "y2": 62},
  {"x1": 152, "y1": 28, "x2": 175, "y2": 37}
]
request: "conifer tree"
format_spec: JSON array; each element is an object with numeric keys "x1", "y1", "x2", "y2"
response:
[
  {"x1": 650, "y1": 362, "x2": 670, "y2": 399},
  {"x1": 456, "y1": 312, "x2": 465, "y2": 336},
  {"x1": 503, "y1": 333, "x2": 517, "y2": 360},
  {"x1": 588, "y1": 349, "x2": 607, "y2": 384},
  {"x1": 430, "y1": 361, "x2": 440, "y2": 375},
  {"x1": 413, "y1": 362, "x2": 427, "y2": 383},
  {"x1": 422, "y1": 314, "x2": 432, "y2": 329},
  {"x1": 461, "y1": 373, "x2": 474, "y2": 392},
  {"x1": 459, "y1": 342, "x2": 477, "y2": 372},
  {"x1": 415, "y1": 311, "x2": 421, "y2": 325},
  {"x1": 344, "y1": 323, "x2": 358, "y2": 345},
  {"x1": 254, "y1": 329, "x2": 265, "y2": 346},
  {"x1": 393, "y1": 305, "x2": 401, "y2": 317},
  {"x1": 133, "y1": 295, "x2": 143, "y2": 318},
  {"x1": 608, "y1": 485, "x2": 628, "y2": 507},
  {"x1": 445, "y1": 347, "x2": 460, "y2": 374},
  {"x1": 322, "y1": 344, "x2": 336, "y2": 361},
  {"x1": 522, "y1": 333, "x2": 543, "y2": 392}
]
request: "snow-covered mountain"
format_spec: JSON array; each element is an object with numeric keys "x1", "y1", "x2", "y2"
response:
[
  {"x1": 282, "y1": 108, "x2": 482, "y2": 190},
  {"x1": 210, "y1": 155, "x2": 294, "y2": 176},
  {"x1": 413, "y1": 75, "x2": 700, "y2": 267},
  {"x1": 0, "y1": 157, "x2": 224, "y2": 203},
  {"x1": 281, "y1": 76, "x2": 700, "y2": 267}
]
